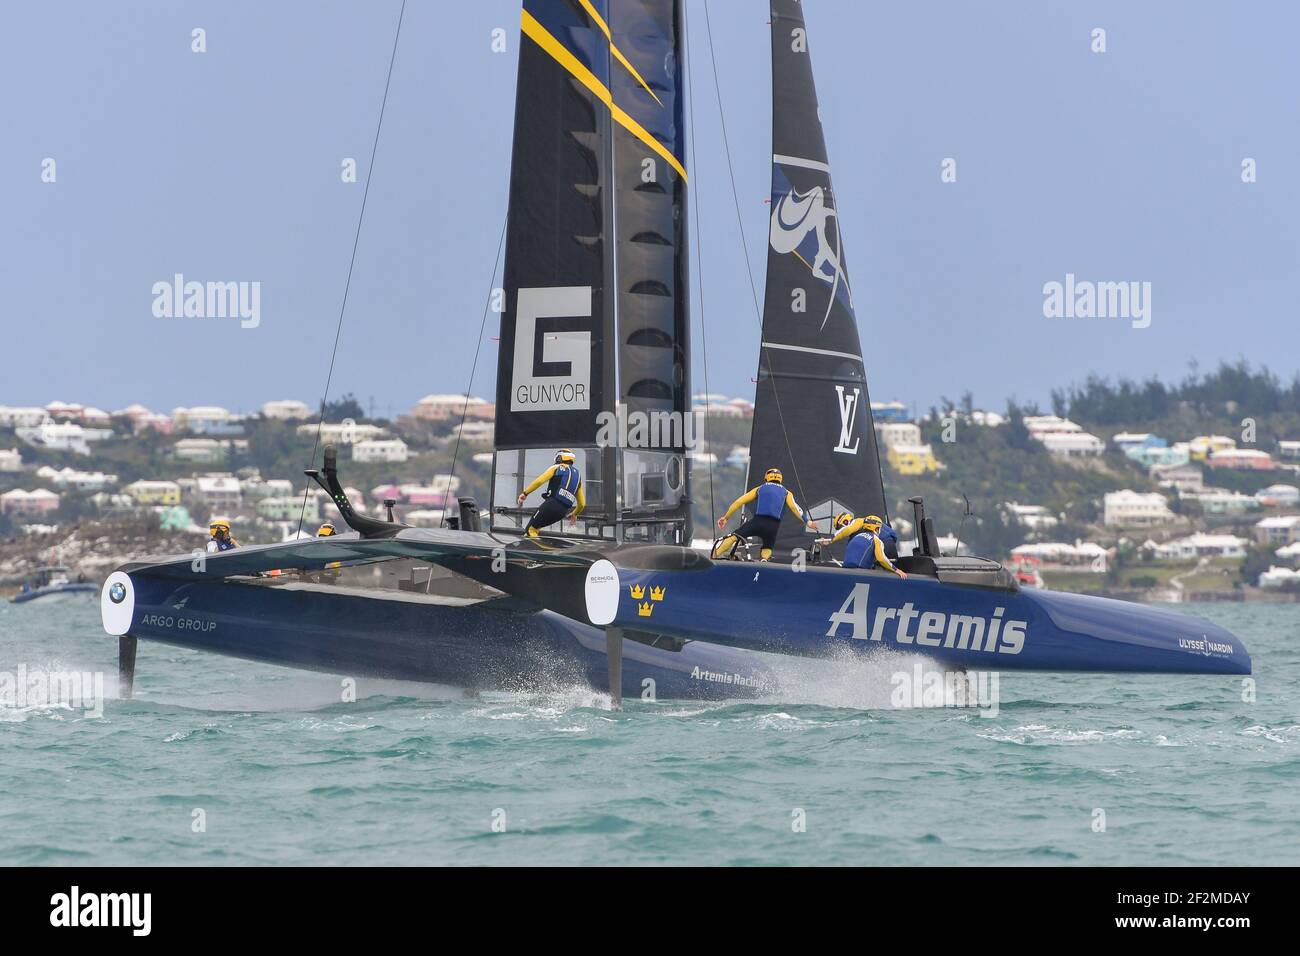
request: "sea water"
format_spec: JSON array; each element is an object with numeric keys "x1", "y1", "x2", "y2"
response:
[{"x1": 1, "y1": 598, "x2": 1296, "y2": 866}]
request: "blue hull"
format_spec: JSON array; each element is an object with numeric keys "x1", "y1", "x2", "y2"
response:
[
  {"x1": 120, "y1": 574, "x2": 775, "y2": 700},
  {"x1": 603, "y1": 561, "x2": 1252, "y2": 675}
]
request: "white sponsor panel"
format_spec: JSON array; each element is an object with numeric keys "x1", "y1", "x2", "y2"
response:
[
  {"x1": 584, "y1": 559, "x2": 620, "y2": 626},
  {"x1": 511, "y1": 286, "x2": 592, "y2": 412}
]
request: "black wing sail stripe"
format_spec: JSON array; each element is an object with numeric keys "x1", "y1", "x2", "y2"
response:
[{"x1": 745, "y1": 0, "x2": 889, "y2": 558}]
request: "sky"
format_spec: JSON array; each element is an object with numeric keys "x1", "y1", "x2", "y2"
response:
[{"x1": 3, "y1": 0, "x2": 1296, "y2": 419}]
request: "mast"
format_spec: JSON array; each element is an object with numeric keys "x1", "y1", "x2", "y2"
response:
[
  {"x1": 492, "y1": 0, "x2": 690, "y2": 544},
  {"x1": 745, "y1": 0, "x2": 888, "y2": 557}
]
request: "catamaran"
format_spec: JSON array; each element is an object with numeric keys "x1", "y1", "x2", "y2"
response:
[{"x1": 101, "y1": 0, "x2": 1250, "y2": 706}]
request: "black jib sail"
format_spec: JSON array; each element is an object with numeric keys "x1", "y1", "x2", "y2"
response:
[
  {"x1": 744, "y1": 0, "x2": 888, "y2": 557},
  {"x1": 493, "y1": 0, "x2": 690, "y2": 542}
]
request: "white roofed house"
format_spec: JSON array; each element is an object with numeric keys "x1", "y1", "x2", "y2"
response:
[
  {"x1": 449, "y1": 420, "x2": 495, "y2": 444},
  {"x1": 1110, "y1": 432, "x2": 1165, "y2": 452},
  {"x1": 353, "y1": 438, "x2": 410, "y2": 463},
  {"x1": 1147, "y1": 533, "x2": 1249, "y2": 561},
  {"x1": 0, "y1": 488, "x2": 60, "y2": 516},
  {"x1": 1020, "y1": 415, "x2": 1105, "y2": 458},
  {"x1": 1254, "y1": 515, "x2": 1300, "y2": 546},
  {"x1": 124, "y1": 479, "x2": 182, "y2": 506},
  {"x1": 411, "y1": 394, "x2": 495, "y2": 422},
  {"x1": 1022, "y1": 415, "x2": 1082, "y2": 437},
  {"x1": 1103, "y1": 489, "x2": 1174, "y2": 528},
  {"x1": 1010, "y1": 540, "x2": 1109, "y2": 572},
  {"x1": 1004, "y1": 502, "x2": 1059, "y2": 531},
  {"x1": 37, "y1": 466, "x2": 118, "y2": 492},
  {"x1": 194, "y1": 474, "x2": 242, "y2": 512},
  {"x1": 258, "y1": 495, "x2": 320, "y2": 522},
  {"x1": 691, "y1": 394, "x2": 754, "y2": 419},
  {"x1": 0, "y1": 448, "x2": 22, "y2": 472},
  {"x1": 15, "y1": 420, "x2": 92, "y2": 455},
  {"x1": 0, "y1": 406, "x2": 50, "y2": 428},
  {"x1": 240, "y1": 476, "x2": 296, "y2": 499},
  {"x1": 1277, "y1": 439, "x2": 1300, "y2": 462},
  {"x1": 1255, "y1": 484, "x2": 1300, "y2": 508},
  {"x1": 173, "y1": 406, "x2": 243, "y2": 436},
  {"x1": 1206, "y1": 448, "x2": 1275, "y2": 471},
  {"x1": 1039, "y1": 431, "x2": 1106, "y2": 458},
  {"x1": 297, "y1": 421, "x2": 386, "y2": 444},
  {"x1": 1257, "y1": 565, "x2": 1300, "y2": 589},
  {"x1": 1186, "y1": 489, "x2": 1259, "y2": 515},
  {"x1": 173, "y1": 438, "x2": 235, "y2": 463},
  {"x1": 875, "y1": 422, "x2": 922, "y2": 449},
  {"x1": 261, "y1": 399, "x2": 313, "y2": 420},
  {"x1": 1150, "y1": 462, "x2": 1204, "y2": 494}
]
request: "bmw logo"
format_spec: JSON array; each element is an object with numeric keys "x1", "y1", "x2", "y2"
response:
[{"x1": 109, "y1": 582, "x2": 127, "y2": 604}]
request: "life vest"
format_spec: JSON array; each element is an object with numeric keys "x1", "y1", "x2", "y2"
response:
[
  {"x1": 546, "y1": 463, "x2": 582, "y2": 508},
  {"x1": 843, "y1": 529, "x2": 878, "y2": 569},
  {"x1": 755, "y1": 482, "x2": 787, "y2": 519},
  {"x1": 877, "y1": 522, "x2": 899, "y2": 559}
]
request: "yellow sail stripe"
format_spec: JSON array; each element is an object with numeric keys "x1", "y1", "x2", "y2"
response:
[
  {"x1": 576, "y1": 0, "x2": 664, "y2": 107},
  {"x1": 521, "y1": 8, "x2": 687, "y2": 181}
]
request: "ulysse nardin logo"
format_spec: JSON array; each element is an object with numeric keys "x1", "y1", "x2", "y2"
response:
[
  {"x1": 833, "y1": 384, "x2": 860, "y2": 455},
  {"x1": 511, "y1": 286, "x2": 592, "y2": 412}
]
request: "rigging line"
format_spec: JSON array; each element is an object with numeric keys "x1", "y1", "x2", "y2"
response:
[
  {"x1": 700, "y1": 1, "x2": 807, "y2": 506},
  {"x1": 440, "y1": 211, "x2": 508, "y2": 527},
  {"x1": 296, "y1": 0, "x2": 407, "y2": 539},
  {"x1": 684, "y1": 0, "x2": 715, "y2": 529}
]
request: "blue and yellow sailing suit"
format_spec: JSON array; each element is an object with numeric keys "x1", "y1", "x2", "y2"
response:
[
  {"x1": 521, "y1": 462, "x2": 585, "y2": 535},
  {"x1": 830, "y1": 518, "x2": 905, "y2": 577},
  {"x1": 719, "y1": 482, "x2": 809, "y2": 560}
]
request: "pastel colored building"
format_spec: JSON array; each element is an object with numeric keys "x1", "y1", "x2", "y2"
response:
[
  {"x1": 1103, "y1": 489, "x2": 1174, "y2": 527},
  {"x1": 0, "y1": 488, "x2": 60, "y2": 516}
]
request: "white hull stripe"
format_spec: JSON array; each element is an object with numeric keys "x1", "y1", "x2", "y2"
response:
[
  {"x1": 773, "y1": 153, "x2": 831, "y2": 173},
  {"x1": 762, "y1": 341, "x2": 863, "y2": 362}
]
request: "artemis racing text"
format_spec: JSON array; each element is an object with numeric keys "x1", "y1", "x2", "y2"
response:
[{"x1": 827, "y1": 583, "x2": 1026, "y2": 655}]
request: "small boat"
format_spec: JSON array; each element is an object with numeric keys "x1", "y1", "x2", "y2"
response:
[{"x1": 12, "y1": 565, "x2": 97, "y2": 604}]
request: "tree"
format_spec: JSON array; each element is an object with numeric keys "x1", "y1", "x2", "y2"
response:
[{"x1": 323, "y1": 393, "x2": 366, "y2": 422}]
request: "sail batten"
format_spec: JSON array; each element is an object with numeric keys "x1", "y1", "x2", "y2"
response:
[{"x1": 746, "y1": 0, "x2": 889, "y2": 556}]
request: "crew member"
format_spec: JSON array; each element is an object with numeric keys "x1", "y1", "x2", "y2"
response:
[
  {"x1": 316, "y1": 521, "x2": 337, "y2": 537},
  {"x1": 819, "y1": 512, "x2": 906, "y2": 578},
  {"x1": 207, "y1": 518, "x2": 239, "y2": 553},
  {"x1": 517, "y1": 449, "x2": 585, "y2": 537},
  {"x1": 716, "y1": 467, "x2": 817, "y2": 562}
]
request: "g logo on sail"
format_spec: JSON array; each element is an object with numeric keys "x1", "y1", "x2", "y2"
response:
[{"x1": 511, "y1": 286, "x2": 593, "y2": 412}]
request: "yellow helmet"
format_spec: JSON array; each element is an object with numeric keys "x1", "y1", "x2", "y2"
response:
[
  {"x1": 209, "y1": 517, "x2": 231, "y2": 534},
  {"x1": 862, "y1": 514, "x2": 883, "y2": 532},
  {"x1": 555, "y1": 448, "x2": 577, "y2": 464},
  {"x1": 833, "y1": 511, "x2": 855, "y2": 531},
  {"x1": 317, "y1": 521, "x2": 336, "y2": 537},
  {"x1": 764, "y1": 467, "x2": 783, "y2": 484}
]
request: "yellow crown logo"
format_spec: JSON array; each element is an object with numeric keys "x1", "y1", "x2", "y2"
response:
[
  {"x1": 649, "y1": 585, "x2": 666, "y2": 601},
  {"x1": 637, "y1": 601, "x2": 655, "y2": 617},
  {"x1": 629, "y1": 584, "x2": 645, "y2": 600}
]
